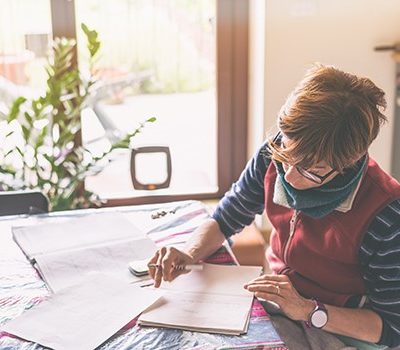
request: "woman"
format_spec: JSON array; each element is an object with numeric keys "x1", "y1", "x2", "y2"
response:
[{"x1": 149, "y1": 64, "x2": 400, "y2": 349}]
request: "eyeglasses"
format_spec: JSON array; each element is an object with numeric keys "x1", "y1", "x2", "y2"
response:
[
  {"x1": 296, "y1": 166, "x2": 337, "y2": 184},
  {"x1": 271, "y1": 131, "x2": 337, "y2": 184}
]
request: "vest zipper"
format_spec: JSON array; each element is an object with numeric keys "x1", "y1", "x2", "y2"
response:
[{"x1": 283, "y1": 210, "x2": 299, "y2": 264}]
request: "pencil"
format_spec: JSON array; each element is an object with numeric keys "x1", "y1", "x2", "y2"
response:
[{"x1": 147, "y1": 263, "x2": 203, "y2": 271}]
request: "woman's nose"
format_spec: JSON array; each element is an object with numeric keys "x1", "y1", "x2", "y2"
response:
[{"x1": 284, "y1": 165, "x2": 300, "y2": 183}]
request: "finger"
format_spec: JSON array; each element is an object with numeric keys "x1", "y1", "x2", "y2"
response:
[
  {"x1": 246, "y1": 284, "x2": 285, "y2": 298},
  {"x1": 153, "y1": 247, "x2": 166, "y2": 288},
  {"x1": 148, "y1": 251, "x2": 159, "y2": 279},
  {"x1": 244, "y1": 280, "x2": 278, "y2": 287},
  {"x1": 253, "y1": 291, "x2": 283, "y2": 306},
  {"x1": 245, "y1": 274, "x2": 289, "y2": 285},
  {"x1": 162, "y1": 248, "x2": 178, "y2": 281},
  {"x1": 244, "y1": 281, "x2": 290, "y2": 290},
  {"x1": 244, "y1": 274, "x2": 276, "y2": 285},
  {"x1": 260, "y1": 274, "x2": 290, "y2": 282},
  {"x1": 170, "y1": 266, "x2": 190, "y2": 280}
]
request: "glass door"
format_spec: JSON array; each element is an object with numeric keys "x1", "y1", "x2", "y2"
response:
[{"x1": 74, "y1": 0, "x2": 218, "y2": 200}]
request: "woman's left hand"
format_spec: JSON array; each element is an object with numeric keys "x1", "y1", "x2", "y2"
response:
[{"x1": 244, "y1": 274, "x2": 314, "y2": 321}]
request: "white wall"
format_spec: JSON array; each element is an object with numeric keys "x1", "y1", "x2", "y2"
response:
[
  {"x1": 248, "y1": 0, "x2": 266, "y2": 157},
  {"x1": 262, "y1": 0, "x2": 400, "y2": 172}
]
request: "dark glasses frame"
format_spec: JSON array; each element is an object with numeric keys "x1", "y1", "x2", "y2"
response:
[{"x1": 271, "y1": 131, "x2": 337, "y2": 184}]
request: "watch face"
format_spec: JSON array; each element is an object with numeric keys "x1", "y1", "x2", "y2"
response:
[{"x1": 311, "y1": 309, "x2": 328, "y2": 328}]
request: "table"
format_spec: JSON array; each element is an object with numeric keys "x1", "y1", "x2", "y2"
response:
[{"x1": 0, "y1": 200, "x2": 286, "y2": 350}]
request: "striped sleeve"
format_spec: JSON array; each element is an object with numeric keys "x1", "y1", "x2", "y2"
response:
[
  {"x1": 212, "y1": 140, "x2": 271, "y2": 238},
  {"x1": 359, "y1": 199, "x2": 400, "y2": 347}
]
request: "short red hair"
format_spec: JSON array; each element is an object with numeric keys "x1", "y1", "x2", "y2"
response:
[{"x1": 269, "y1": 64, "x2": 387, "y2": 172}]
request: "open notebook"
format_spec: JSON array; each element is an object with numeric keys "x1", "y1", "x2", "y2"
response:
[
  {"x1": 138, "y1": 263, "x2": 263, "y2": 335},
  {"x1": 12, "y1": 212, "x2": 157, "y2": 292}
]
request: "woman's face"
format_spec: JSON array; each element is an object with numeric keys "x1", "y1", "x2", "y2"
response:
[
  {"x1": 281, "y1": 135, "x2": 338, "y2": 190},
  {"x1": 282, "y1": 162, "x2": 338, "y2": 190}
]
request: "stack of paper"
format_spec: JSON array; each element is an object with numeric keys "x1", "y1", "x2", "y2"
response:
[
  {"x1": 12, "y1": 213, "x2": 157, "y2": 292},
  {"x1": 3, "y1": 274, "x2": 163, "y2": 350},
  {"x1": 138, "y1": 263, "x2": 262, "y2": 335}
]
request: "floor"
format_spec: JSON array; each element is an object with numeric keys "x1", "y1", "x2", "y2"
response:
[{"x1": 82, "y1": 90, "x2": 217, "y2": 198}]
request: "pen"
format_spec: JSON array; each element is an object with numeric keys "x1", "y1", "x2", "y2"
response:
[{"x1": 147, "y1": 263, "x2": 203, "y2": 271}]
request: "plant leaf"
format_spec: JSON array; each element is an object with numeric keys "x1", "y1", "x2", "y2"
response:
[{"x1": 8, "y1": 97, "x2": 26, "y2": 121}]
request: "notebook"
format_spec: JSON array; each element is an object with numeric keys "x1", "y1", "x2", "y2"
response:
[
  {"x1": 138, "y1": 263, "x2": 263, "y2": 335},
  {"x1": 12, "y1": 212, "x2": 157, "y2": 292}
]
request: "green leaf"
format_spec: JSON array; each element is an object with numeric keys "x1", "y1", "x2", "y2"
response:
[
  {"x1": 35, "y1": 126, "x2": 48, "y2": 150},
  {"x1": 81, "y1": 23, "x2": 92, "y2": 37},
  {"x1": 0, "y1": 167, "x2": 16, "y2": 175},
  {"x1": 24, "y1": 111, "x2": 33, "y2": 126},
  {"x1": 4, "y1": 149, "x2": 14, "y2": 157},
  {"x1": 43, "y1": 153, "x2": 55, "y2": 165},
  {"x1": 15, "y1": 146, "x2": 24, "y2": 158},
  {"x1": 8, "y1": 97, "x2": 26, "y2": 121},
  {"x1": 81, "y1": 23, "x2": 101, "y2": 58},
  {"x1": 21, "y1": 125, "x2": 30, "y2": 141}
]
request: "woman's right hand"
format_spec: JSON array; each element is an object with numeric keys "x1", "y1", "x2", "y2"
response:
[{"x1": 148, "y1": 247, "x2": 195, "y2": 288}]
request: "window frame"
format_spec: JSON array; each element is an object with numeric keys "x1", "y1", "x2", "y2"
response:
[{"x1": 50, "y1": 0, "x2": 249, "y2": 206}]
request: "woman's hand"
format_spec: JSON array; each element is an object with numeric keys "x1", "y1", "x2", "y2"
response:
[
  {"x1": 148, "y1": 247, "x2": 195, "y2": 288},
  {"x1": 244, "y1": 274, "x2": 314, "y2": 321}
]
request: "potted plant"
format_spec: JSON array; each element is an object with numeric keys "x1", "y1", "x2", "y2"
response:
[{"x1": 0, "y1": 24, "x2": 155, "y2": 211}]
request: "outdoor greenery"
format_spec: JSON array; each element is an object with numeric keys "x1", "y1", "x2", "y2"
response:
[
  {"x1": 0, "y1": 24, "x2": 155, "y2": 211},
  {"x1": 75, "y1": 0, "x2": 215, "y2": 93},
  {"x1": 1, "y1": 0, "x2": 215, "y2": 94}
]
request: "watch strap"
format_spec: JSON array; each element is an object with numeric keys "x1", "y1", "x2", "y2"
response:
[
  {"x1": 305, "y1": 298, "x2": 327, "y2": 329},
  {"x1": 314, "y1": 299, "x2": 326, "y2": 311}
]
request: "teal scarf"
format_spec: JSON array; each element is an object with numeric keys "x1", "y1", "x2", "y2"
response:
[{"x1": 273, "y1": 156, "x2": 367, "y2": 219}]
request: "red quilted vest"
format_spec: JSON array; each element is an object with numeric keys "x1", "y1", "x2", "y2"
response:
[{"x1": 264, "y1": 157, "x2": 400, "y2": 306}]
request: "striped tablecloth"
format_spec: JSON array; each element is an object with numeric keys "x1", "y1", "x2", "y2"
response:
[{"x1": 0, "y1": 200, "x2": 287, "y2": 350}]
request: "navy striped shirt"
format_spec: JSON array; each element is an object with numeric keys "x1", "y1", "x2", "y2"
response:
[{"x1": 212, "y1": 141, "x2": 400, "y2": 347}]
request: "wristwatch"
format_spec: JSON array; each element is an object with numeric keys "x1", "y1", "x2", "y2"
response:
[{"x1": 306, "y1": 299, "x2": 328, "y2": 329}]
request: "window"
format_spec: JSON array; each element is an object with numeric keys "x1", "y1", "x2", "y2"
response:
[
  {"x1": 0, "y1": 0, "x2": 52, "y2": 95},
  {"x1": 1, "y1": 0, "x2": 248, "y2": 206},
  {"x1": 76, "y1": 0, "x2": 218, "y2": 200}
]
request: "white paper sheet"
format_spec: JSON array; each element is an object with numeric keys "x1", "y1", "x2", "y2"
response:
[
  {"x1": 35, "y1": 237, "x2": 157, "y2": 293},
  {"x1": 12, "y1": 212, "x2": 144, "y2": 259},
  {"x1": 3, "y1": 274, "x2": 163, "y2": 350},
  {"x1": 139, "y1": 263, "x2": 262, "y2": 335},
  {"x1": 159, "y1": 263, "x2": 262, "y2": 296}
]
